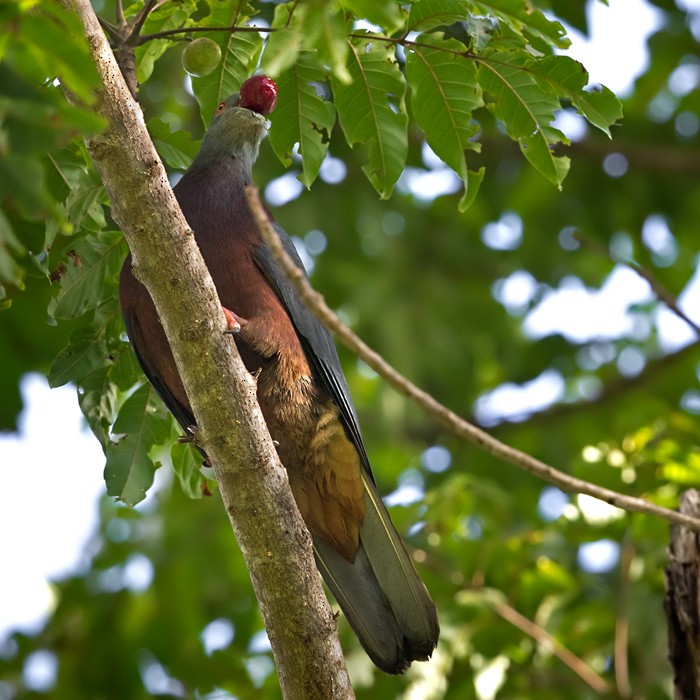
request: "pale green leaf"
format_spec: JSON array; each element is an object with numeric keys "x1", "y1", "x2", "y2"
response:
[
  {"x1": 260, "y1": 2, "x2": 302, "y2": 77},
  {"x1": 268, "y1": 54, "x2": 337, "y2": 188},
  {"x1": 341, "y1": 0, "x2": 406, "y2": 33},
  {"x1": 171, "y1": 440, "x2": 210, "y2": 500},
  {"x1": 332, "y1": 40, "x2": 408, "y2": 198},
  {"x1": 106, "y1": 384, "x2": 171, "y2": 505},
  {"x1": 573, "y1": 85, "x2": 623, "y2": 138}
]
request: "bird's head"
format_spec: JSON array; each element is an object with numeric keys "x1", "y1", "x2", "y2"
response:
[{"x1": 198, "y1": 76, "x2": 278, "y2": 166}]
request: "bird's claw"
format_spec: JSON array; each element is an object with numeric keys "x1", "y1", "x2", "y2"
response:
[
  {"x1": 178, "y1": 425, "x2": 199, "y2": 445},
  {"x1": 223, "y1": 306, "x2": 242, "y2": 334}
]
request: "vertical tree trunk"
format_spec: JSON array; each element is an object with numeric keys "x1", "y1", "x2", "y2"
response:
[
  {"x1": 64, "y1": 1, "x2": 355, "y2": 697},
  {"x1": 665, "y1": 489, "x2": 700, "y2": 699}
]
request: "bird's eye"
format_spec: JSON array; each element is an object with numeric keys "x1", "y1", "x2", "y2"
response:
[{"x1": 215, "y1": 101, "x2": 226, "y2": 114}]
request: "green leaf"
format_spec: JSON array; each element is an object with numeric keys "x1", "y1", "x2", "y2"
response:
[
  {"x1": 572, "y1": 85, "x2": 623, "y2": 138},
  {"x1": 49, "y1": 230, "x2": 126, "y2": 320},
  {"x1": 307, "y1": 3, "x2": 352, "y2": 85},
  {"x1": 260, "y1": 2, "x2": 303, "y2": 77},
  {"x1": 78, "y1": 364, "x2": 120, "y2": 449},
  {"x1": 406, "y1": 36, "x2": 484, "y2": 210},
  {"x1": 268, "y1": 54, "x2": 337, "y2": 188},
  {"x1": 263, "y1": 1, "x2": 351, "y2": 83},
  {"x1": 332, "y1": 40, "x2": 408, "y2": 198},
  {"x1": 529, "y1": 55, "x2": 622, "y2": 136},
  {"x1": 477, "y1": 50, "x2": 570, "y2": 186},
  {"x1": 48, "y1": 302, "x2": 121, "y2": 388},
  {"x1": 342, "y1": 0, "x2": 405, "y2": 34},
  {"x1": 171, "y1": 440, "x2": 210, "y2": 500},
  {"x1": 469, "y1": 0, "x2": 570, "y2": 49},
  {"x1": 0, "y1": 206, "x2": 25, "y2": 289},
  {"x1": 148, "y1": 117, "x2": 201, "y2": 170},
  {"x1": 106, "y1": 384, "x2": 171, "y2": 505},
  {"x1": 191, "y1": 2, "x2": 263, "y2": 125},
  {"x1": 21, "y1": 7, "x2": 101, "y2": 104},
  {"x1": 136, "y1": 7, "x2": 190, "y2": 84},
  {"x1": 407, "y1": 0, "x2": 469, "y2": 33}
]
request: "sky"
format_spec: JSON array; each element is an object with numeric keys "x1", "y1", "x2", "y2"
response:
[{"x1": 0, "y1": 0, "x2": 695, "y2": 656}]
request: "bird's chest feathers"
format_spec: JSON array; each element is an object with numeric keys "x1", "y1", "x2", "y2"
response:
[{"x1": 183, "y1": 205, "x2": 311, "y2": 401}]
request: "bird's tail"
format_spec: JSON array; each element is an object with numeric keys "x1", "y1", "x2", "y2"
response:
[{"x1": 313, "y1": 473, "x2": 439, "y2": 674}]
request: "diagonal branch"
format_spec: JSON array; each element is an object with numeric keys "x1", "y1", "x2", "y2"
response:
[
  {"x1": 487, "y1": 596, "x2": 610, "y2": 694},
  {"x1": 574, "y1": 231, "x2": 700, "y2": 336},
  {"x1": 245, "y1": 185, "x2": 700, "y2": 533},
  {"x1": 63, "y1": 1, "x2": 354, "y2": 698}
]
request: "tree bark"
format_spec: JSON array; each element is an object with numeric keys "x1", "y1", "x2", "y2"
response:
[
  {"x1": 64, "y1": 1, "x2": 354, "y2": 697},
  {"x1": 666, "y1": 489, "x2": 700, "y2": 700}
]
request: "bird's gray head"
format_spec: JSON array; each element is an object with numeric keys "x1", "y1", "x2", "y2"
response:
[{"x1": 196, "y1": 94, "x2": 269, "y2": 166}]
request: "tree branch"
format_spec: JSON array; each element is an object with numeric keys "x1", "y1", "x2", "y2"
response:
[
  {"x1": 64, "y1": 2, "x2": 354, "y2": 697},
  {"x1": 487, "y1": 596, "x2": 610, "y2": 694},
  {"x1": 245, "y1": 185, "x2": 700, "y2": 533}
]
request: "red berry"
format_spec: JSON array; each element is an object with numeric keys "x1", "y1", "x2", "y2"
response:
[{"x1": 236, "y1": 75, "x2": 278, "y2": 115}]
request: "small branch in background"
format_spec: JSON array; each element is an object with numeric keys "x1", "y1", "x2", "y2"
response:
[
  {"x1": 615, "y1": 536, "x2": 634, "y2": 698},
  {"x1": 137, "y1": 24, "x2": 276, "y2": 44},
  {"x1": 245, "y1": 184, "x2": 700, "y2": 533},
  {"x1": 493, "y1": 340, "x2": 700, "y2": 433},
  {"x1": 487, "y1": 597, "x2": 610, "y2": 695},
  {"x1": 574, "y1": 231, "x2": 700, "y2": 337}
]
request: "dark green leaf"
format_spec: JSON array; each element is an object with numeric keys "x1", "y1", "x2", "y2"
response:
[
  {"x1": 148, "y1": 117, "x2": 201, "y2": 170},
  {"x1": 406, "y1": 36, "x2": 484, "y2": 209},
  {"x1": 407, "y1": 0, "x2": 469, "y2": 33},
  {"x1": 332, "y1": 40, "x2": 408, "y2": 198},
  {"x1": 477, "y1": 50, "x2": 570, "y2": 186},
  {"x1": 50, "y1": 230, "x2": 126, "y2": 320}
]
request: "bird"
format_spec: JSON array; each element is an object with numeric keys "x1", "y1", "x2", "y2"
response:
[{"x1": 119, "y1": 75, "x2": 439, "y2": 674}]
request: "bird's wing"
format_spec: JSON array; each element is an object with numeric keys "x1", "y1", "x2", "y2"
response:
[{"x1": 252, "y1": 223, "x2": 374, "y2": 481}]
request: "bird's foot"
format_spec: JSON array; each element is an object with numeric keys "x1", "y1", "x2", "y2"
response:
[
  {"x1": 223, "y1": 306, "x2": 246, "y2": 334},
  {"x1": 178, "y1": 424, "x2": 200, "y2": 445}
]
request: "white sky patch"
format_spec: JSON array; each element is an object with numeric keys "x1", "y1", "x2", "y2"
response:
[
  {"x1": 523, "y1": 265, "x2": 653, "y2": 342},
  {"x1": 474, "y1": 370, "x2": 566, "y2": 426},
  {"x1": 563, "y1": 0, "x2": 664, "y2": 97},
  {"x1": 0, "y1": 374, "x2": 105, "y2": 641},
  {"x1": 654, "y1": 259, "x2": 700, "y2": 352}
]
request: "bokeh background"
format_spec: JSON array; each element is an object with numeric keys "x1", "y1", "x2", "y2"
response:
[{"x1": 1, "y1": 0, "x2": 700, "y2": 697}]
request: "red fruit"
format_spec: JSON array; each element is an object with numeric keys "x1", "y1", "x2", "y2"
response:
[{"x1": 236, "y1": 75, "x2": 278, "y2": 115}]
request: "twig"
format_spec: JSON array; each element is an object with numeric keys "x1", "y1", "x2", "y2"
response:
[
  {"x1": 128, "y1": 0, "x2": 158, "y2": 45},
  {"x1": 615, "y1": 537, "x2": 634, "y2": 697},
  {"x1": 244, "y1": 185, "x2": 700, "y2": 533},
  {"x1": 137, "y1": 24, "x2": 276, "y2": 44},
  {"x1": 487, "y1": 597, "x2": 610, "y2": 694},
  {"x1": 574, "y1": 231, "x2": 700, "y2": 336}
]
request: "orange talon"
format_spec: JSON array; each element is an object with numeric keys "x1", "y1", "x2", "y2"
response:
[{"x1": 223, "y1": 306, "x2": 241, "y2": 334}]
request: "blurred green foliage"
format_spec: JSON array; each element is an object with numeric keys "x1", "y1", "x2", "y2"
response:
[{"x1": 1, "y1": 0, "x2": 699, "y2": 697}]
